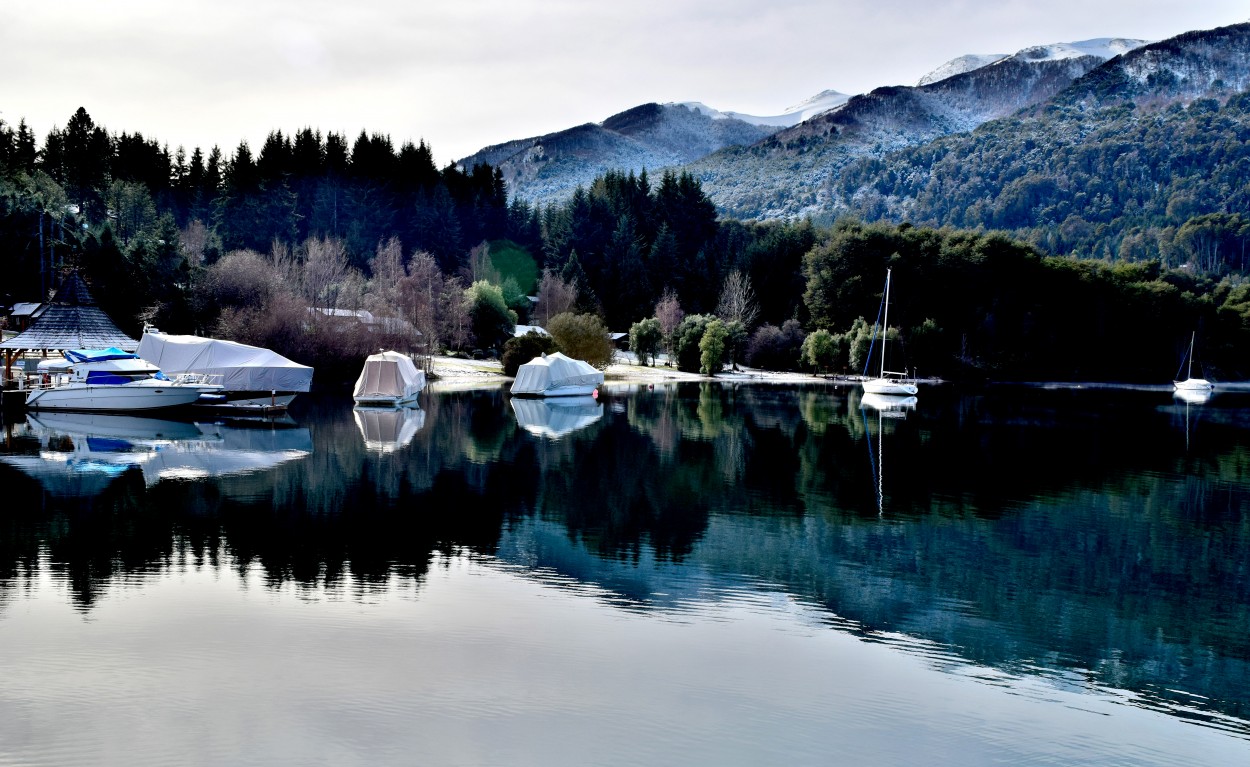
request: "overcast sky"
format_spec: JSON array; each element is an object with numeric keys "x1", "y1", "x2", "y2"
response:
[{"x1": 2, "y1": 2, "x2": 1245, "y2": 166}]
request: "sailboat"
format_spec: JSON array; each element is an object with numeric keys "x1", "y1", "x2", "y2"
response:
[
  {"x1": 862, "y1": 268, "x2": 919, "y2": 396},
  {"x1": 1173, "y1": 332, "x2": 1214, "y2": 392}
]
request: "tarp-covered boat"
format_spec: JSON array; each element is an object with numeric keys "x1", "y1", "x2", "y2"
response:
[
  {"x1": 137, "y1": 332, "x2": 313, "y2": 410},
  {"x1": 510, "y1": 352, "x2": 603, "y2": 397}
]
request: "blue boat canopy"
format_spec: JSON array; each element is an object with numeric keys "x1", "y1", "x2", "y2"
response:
[{"x1": 64, "y1": 348, "x2": 140, "y2": 363}]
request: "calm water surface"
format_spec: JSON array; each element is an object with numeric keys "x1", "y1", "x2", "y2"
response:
[{"x1": 0, "y1": 382, "x2": 1248, "y2": 766}]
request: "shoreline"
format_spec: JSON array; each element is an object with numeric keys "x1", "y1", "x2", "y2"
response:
[{"x1": 428, "y1": 354, "x2": 892, "y2": 391}]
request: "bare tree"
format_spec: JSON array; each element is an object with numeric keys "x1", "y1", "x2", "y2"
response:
[
  {"x1": 535, "y1": 268, "x2": 576, "y2": 327},
  {"x1": 370, "y1": 237, "x2": 406, "y2": 294},
  {"x1": 654, "y1": 288, "x2": 684, "y2": 365},
  {"x1": 468, "y1": 240, "x2": 500, "y2": 284},
  {"x1": 179, "y1": 219, "x2": 214, "y2": 268},
  {"x1": 301, "y1": 236, "x2": 351, "y2": 310},
  {"x1": 398, "y1": 250, "x2": 471, "y2": 359},
  {"x1": 716, "y1": 270, "x2": 759, "y2": 329}
]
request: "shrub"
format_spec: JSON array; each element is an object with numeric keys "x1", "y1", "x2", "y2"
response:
[
  {"x1": 502, "y1": 331, "x2": 559, "y2": 377},
  {"x1": 547, "y1": 312, "x2": 614, "y2": 369},
  {"x1": 628, "y1": 317, "x2": 662, "y2": 366},
  {"x1": 746, "y1": 320, "x2": 806, "y2": 371},
  {"x1": 699, "y1": 319, "x2": 728, "y2": 375},
  {"x1": 673, "y1": 314, "x2": 713, "y2": 373}
]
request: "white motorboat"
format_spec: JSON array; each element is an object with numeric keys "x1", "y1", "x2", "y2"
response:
[
  {"x1": 25, "y1": 348, "x2": 221, "y2": 412},
  {"x1": 861, "y1": 268, "x2": 919, "y2": 396},
  {"x1": 1173, "y1": 332, "x2": 1214, "y2": 392}
]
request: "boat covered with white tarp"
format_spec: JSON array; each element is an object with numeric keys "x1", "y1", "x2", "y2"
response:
[
  {"x1": 510, "y1": 352, "x2": 603, "y2": 397},
  {"x1": 353, "y1": 351, "x2": 425, "y2": 407},
  {"x1": 137, "y1": 332, "x2": 312, "y2": 410}
]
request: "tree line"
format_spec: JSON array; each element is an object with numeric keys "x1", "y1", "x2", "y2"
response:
[{"x1": 3, "y1": 107, "x2": 1250, "y2": 383}]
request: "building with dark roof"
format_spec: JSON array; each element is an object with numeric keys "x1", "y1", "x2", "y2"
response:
[{"x1": 1, "y1": 273, "x2": 138, "y2": 381}]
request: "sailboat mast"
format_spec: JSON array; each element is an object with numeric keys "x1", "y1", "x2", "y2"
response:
[
  {"x1": 1188, "y1": 331, "x2": 1196, "y2": 379},
  {"x1": 880, "y1": 268, "x2": 891, "y2": 378}
]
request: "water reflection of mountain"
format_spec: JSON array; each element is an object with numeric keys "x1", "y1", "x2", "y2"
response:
[{"x1": 1, "y1": 385, "x2": 1248, "y2": 730}]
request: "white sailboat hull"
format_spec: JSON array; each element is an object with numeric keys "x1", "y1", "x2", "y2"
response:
[
  {"x1": 862, "y1": 378, "x2": 919, "y2": 396},
  {"x1": 26, "y1": 381, "x2": 209, "y2": 411},
  {"x1": 1174, "y1": 378, "x2": 1213, "y2": 392}
]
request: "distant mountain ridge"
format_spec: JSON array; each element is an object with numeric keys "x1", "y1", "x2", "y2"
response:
[
  {"x1": 675, "y1": 90, "x2": 852, "y2": 127},
  {"x1": 456, "y1": 102, "x2": 780, "y2": 205},
  {"x1": 689, "y1": 39, "x2": 1146, "y2": 220}
]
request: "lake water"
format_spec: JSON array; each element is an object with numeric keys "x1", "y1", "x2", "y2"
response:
[{"x1": 0, "y1": 382, "x2": 1248, "y2": 766}]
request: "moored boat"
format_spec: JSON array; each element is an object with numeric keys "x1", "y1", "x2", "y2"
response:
[
  {"x1": 861, "y1": 268, "x2": 919, "y2": 397},
  {"x1": 352, "y1": 351, "x2": 425, "y2": 407},
  {"x1": 510, "y1": 352, "x2": 603, "y2": 397},
  {"x1": 137, "y1": 331, "x2": 313, "y2": 411},
  {"x1": 1173, "y1": 332, "x2": 1214, "y2": 392},
  {"x1": 25, "y1": 348, "x2": 220, "y2": 412}
]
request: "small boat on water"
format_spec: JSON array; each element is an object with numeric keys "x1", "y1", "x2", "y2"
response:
[
  {"x1": 510, "y1": 352, "x2": 603, "y2": 397},
  {"x1": 862, "y1": 268, "x2": 919, "y2": 397},
  {"x1": 352, "y1": 351, "x2": 426, "y2": 407},
  {"x1": 25, "y1": 348, "x2": 221, "y2": 412},
  {"x1": 1173, "y1": 331, "x2": 1214, "y2": 393}
]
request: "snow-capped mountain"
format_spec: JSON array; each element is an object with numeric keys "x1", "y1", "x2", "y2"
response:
[
  {"x1": 675, "y1": 90, "x2": 852, "y2": 128},
  {"x1": 917, "y1": 54, "x2": 1008, "y2": 86},
  {"x1": 829, "y1": 23, "x2": 1250, "y2": 232},
  {"x1": 689, "y1": 37, "x2": 1154, "y2": 220},
  {"x1": 1059, "y1": 25, "x2": 1250, "y2": 106},
  {"x1": 456, "y1": 102, "x2": 782, "y2": 205},
  {"x1": 916, "y1": 39, "x2": 1149, "y2": 87}
]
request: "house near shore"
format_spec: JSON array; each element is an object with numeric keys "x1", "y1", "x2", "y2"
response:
[{"x1": 308, "y1": 307, "x2": 420, "y2": 337}]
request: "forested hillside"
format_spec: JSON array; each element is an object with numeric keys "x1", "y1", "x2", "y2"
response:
[{"x1": 830, "y1": 24, "x2": 1250, "y2": 273}]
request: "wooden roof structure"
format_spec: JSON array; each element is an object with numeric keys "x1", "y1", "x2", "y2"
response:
[{"x1": 1, "y1": 273, "x2": 137, "y2": 379}]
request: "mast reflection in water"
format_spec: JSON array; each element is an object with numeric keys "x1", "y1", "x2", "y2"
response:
[{"x1": 0, "y1": 383, "x2": 1247, "y2": 766}]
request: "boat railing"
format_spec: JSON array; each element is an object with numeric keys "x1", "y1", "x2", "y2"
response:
[{"x1": 171, "y1": 372, "x2": 222, "y2": 386}]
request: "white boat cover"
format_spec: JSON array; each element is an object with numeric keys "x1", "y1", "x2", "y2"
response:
[
  {"x1": 137, "y1": 333, "x2": 312, "y2": 392},
  {"x1": 353, "y1": 351, "x2": 425, "y2": 402},
  {"x1": 510, "y1": 352, "x2": 603, "y2": 396}
]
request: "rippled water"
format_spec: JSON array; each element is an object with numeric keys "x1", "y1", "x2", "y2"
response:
[{"x1": 0, "y1": 382, "x2": 1247, "y2": 766}]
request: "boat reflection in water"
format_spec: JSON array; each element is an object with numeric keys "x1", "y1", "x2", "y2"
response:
[
  {"x1": 1173, "y1": 386, "x2": 1213, "y2": 406},
  {"x1": 859, "y1": 391, "x2": 919, "y2": 418},
  {"x1": 510, "y1": 395, "x2": 603, "y2": 439},
  {"x1": 0, "y1": 411, "x2": 312, "y2": 492},
  {"x1": 354, "y1": 405, "x2": 426, "y2": 452},
  {"x1": 857, "y1": 390, "x2": 918, "y2": 517}
]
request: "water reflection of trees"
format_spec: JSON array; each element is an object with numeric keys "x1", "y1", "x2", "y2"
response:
[{"x1": 1, "y1": 384, "x2": 1249, "y2": 726}]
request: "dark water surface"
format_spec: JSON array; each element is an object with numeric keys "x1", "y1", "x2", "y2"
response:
[{"x1": 1, "y1": 382, "x2": 1248, "y2": 766}]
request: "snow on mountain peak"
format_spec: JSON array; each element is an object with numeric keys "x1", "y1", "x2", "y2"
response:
[
  {"x1": 918, "y1": 38, "x2": 1152, "y2": 86},
  {"x1": 917, "y1": 54, "x2": 1008, "y2": 86},
  {"x1": 671, "y1": 90, "x2": 850, "y2": 129},
  {"x1": 1011, "y1": 37, "x2": 1151, "y2": 63}
]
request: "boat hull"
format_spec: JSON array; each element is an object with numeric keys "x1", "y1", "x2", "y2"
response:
[
  {"x1": 353, "y1": 393, "x2": 421, "y2": 409},
  {"x1": 862, "y1": 378, "x2": 918, "y2": 396},
  {"x1": 1174, "y1": 378, "x2": 1214, "y2": 392},
  {"x1": 197, "y1": 391, "x2": 300, "y2": 410},
  {"x1": 513, "y1": 384, "x2": 600, "y2": 398},
  {"x1": 26, "y1": 383, "x2": 208, "y2": 412}
]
